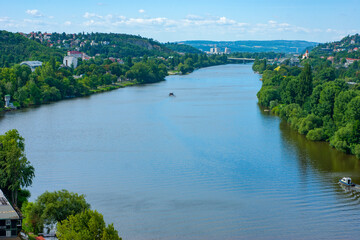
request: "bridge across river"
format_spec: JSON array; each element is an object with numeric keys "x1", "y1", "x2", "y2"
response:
[{"x1": 228, "y1": 57, "x2": 255, "y2": 63}]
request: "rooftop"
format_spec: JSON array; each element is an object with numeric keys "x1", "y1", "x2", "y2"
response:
[
  {"x1": 20, "y1": 61, "x2": 43, "y2": 67},
  {"x1": 0, "y1": 189, "x2": 20, "y2": 220}
]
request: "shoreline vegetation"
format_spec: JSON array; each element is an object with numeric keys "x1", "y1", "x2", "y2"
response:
[
  {"x1": 0, "y1": 30, "x2": 285, "y2": 115},
  {"x1": 254, "y1": 34, "x2": 360, "y2": 158},
  {"x1": 0, "y1": 54, "x2": 229, "y2": 113}
]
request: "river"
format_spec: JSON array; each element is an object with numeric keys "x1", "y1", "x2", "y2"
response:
[{"x1": 1, "y1": 64, "x2": 360, "y2": 239}]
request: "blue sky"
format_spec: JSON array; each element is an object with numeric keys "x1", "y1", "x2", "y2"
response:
[{"x1": 1, "y1": 0, "x2": 359, "y2": 43}]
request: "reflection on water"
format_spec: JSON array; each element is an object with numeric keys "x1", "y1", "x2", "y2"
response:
[
  {"x1": 0, "y1": 64, "x2": 360, "y2": 239},
  {"x1": 279, "y1": 120, "x2": 360, "y2": 179}
]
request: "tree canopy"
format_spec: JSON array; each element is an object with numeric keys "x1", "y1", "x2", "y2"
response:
[
  {"x1": 0, "y1": 129, "x2": 34, "y2": 206},
  {"x1": 57, "y1": 209, "x2": 122, "y2": 240},
  {"x1": 22, "y1": 189, "x2": 90, "y2": 234}
]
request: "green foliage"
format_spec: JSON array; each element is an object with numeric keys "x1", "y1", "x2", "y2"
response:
[
  {"x1": 57, "y1": 209, "x2": 122, "y2": 240},
  {"x1": 22, "y1": 189, "x2": 90, "y2": 234},
  {"x1": 296, "y1": 64, "x2": 313, "y2": 106},
  {"x1": 0, "y1": 30, "x2": 64, "y2": 66},
  {"x1": 257, "y1": 86, "x2": 279, "y2": 107},
  {"x1": 0, "y1": 129, "x2": 34, "y2": 206},
  {"x1": 297, "y1": 114, "x2": 323, "y2": 135},
  {"x1": 334, "y1": 90, "x2": 359, "y2": 127},
  {"x1": 254, "y1": 36, "x2": 360, "y2": 158},
  {"x1": 307, "y1": 128, "x2": 326, "y2": 141}
]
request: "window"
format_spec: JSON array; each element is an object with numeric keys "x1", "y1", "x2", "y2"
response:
[
  {"x1": 17, "y1": 220, "x2": 21, "y2": 226},
  {"x1": 6, "y1": 230, "x2": 11, "y2": 237},
  {"x1": 5, "y1": 220, "x2": 10, "y2": 226}
]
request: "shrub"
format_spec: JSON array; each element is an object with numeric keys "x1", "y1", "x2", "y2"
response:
[{"x1": 307, "y1": 128, "x2": 326, "y2": 141}]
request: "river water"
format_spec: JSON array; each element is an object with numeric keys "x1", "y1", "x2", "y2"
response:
[{"x1": 1, "y1": 64, "x2": 360, "y2": 239}]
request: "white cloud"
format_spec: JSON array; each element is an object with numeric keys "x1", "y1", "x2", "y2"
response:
[
  {"x1": 139, "y1": 9, "x2": 145, "y2": 14},
  {"x1": 80, "y1": 13, "x2": 321, "y2": 38},
  {"x1": 26, "y1": 9, "x2": 43, "y2": 17},
  {"x1": 1, "y1": 12, "x2": 357, "y2": 43},
  {"x1": 84, "y1": 12, "x2": 99, "y2": 19}
]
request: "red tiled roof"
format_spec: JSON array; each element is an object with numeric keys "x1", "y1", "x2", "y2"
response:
[
  {"x1": 68, "y1": 51, "x2": 82, "y2": 54},
  {"x1": 35, "y1": 237, "x2": 45, "y2": 240}
]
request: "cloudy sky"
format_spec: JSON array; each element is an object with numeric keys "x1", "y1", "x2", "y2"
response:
[{"x1": 1, "y1": 0, "x2": 360, "y2": 43}]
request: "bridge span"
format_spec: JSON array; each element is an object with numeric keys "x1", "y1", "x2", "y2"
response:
[{"x1": 228, "y1": 58, "x2": 255, "y2": 63}]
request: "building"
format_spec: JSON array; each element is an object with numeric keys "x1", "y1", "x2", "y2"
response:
[
  {"x1": 67, "y1": 51, "x2": 83, "y2": 58},
  {"x1": 214, "y1": 45, "x2": 220, "y2": 54},
  {"x1": 20, "y1": 61, "x2": 43, "y2": 72},
  {"x1": 63, "y1": 56, "x2": 78, "y2": 68},
  {"x1": 224, "y1": 47, "x2": 231, "y2": 54},
  {"x1": 0, "y1": 189, "x2": 22, "y2": 237},
  {"x1": 345, "y1": 58, "x2": 360, "y2": 67},
  {"x1": 327, "y1": 56, "x2": 335, "y2": 63},
  {"x1": 4, "y1": 95, "x2": 10, "y2": 108},
  {"x1": 302, "y1": 50, "x2": 309, "y2": 59}
]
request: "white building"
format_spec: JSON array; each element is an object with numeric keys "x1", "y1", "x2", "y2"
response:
[
  {"x1": 224, "y1": 47, "x2": 231, "y2": 54},
  {"x1": 4, "y1": 95, "x2": 10, "y2": 108},
  {"x1": 214, "y1": 45, "x2": 220, "y2": 54},
  {"x1": 63, "y1": 56, "x2": 78, "y2": 68},
  {"x1": 302, "y1": 50, "x2": 309, "y2": 59}
]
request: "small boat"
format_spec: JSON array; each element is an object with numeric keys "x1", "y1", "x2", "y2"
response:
[
  {"x1": 169, "y1": 92, "x2": 175, "y2": 97},
  {"x1": 339, "y1": 177, "x2": 356, "y2": 187}
]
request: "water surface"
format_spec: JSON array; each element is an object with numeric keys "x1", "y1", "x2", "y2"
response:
[{"x1": 1, "y1": 64, "x2": 360, "y2": 239}]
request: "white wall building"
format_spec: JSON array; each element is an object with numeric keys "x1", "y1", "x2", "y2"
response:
[
  {"x1": 4, "y1": 95, "x2": 10, "y2": 108},
  {"x1": 63, "y1": 56, "x2": 78, "y2": 68}
]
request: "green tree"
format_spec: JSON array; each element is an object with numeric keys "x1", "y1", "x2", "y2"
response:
[
  {"x1": 0, "y1": 129, "x2": 34, "y2": 206},
  {"x1": 296, "y1": 64, "x2": 313, "y2": 105},
  {"x1": 22, "y1": 189, "x2": 90, "y2": 234},
  {"x1": 57, "y1": 209, "x2": 122, "y2": 240},
  {"x1": 28, "y1": 80, "x2": 42, "y2": 104}
]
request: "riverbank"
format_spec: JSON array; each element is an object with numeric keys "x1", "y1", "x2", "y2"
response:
[
  {"x1": 253, "y1": 58, "x2": 360, "y2": 159},
  {"x1": 0, "y1": 61, "x2": 232, "y2": 115}
]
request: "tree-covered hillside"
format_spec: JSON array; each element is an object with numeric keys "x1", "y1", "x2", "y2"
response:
[
  {"x1": 0, "y1": 30, "x2": 64, "y2": 67},
  {"x1": 164, "y1": 43, "x2": 202, "y2": 54},
  {"x1": 310, "y1": 34, "x2": 360, "y2": 61}
]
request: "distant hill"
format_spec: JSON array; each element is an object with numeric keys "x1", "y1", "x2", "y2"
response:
[
  {"x1": 310, "y1": 34, "x2": 360, "y2": 59},
  {"x1": 47, "y1": 32, "x2": 174, "y2": 58},
  {"x1": 0, "y1": 30, "x2": 64, "y2": 67},
  {"x1": 164, "y1": 43, "x2": 202, "y2": 54},
  {"x1": 179, "y1": 40, "x2": 318, "y2": 54},
  {"x1": 0, "y1": 31, "x2": 177, "y2": 67}
]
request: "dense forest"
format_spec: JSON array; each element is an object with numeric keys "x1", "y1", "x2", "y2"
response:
[{"x1": 254, "y1": 34, "x2": 360, "y2": 158}]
